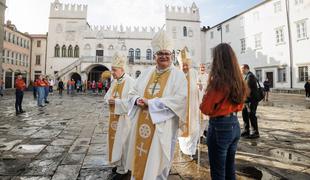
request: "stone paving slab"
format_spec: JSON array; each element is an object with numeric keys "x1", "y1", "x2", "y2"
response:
[
  {"x1": 61, "y1": 153, "x2": 85, "y2": 165},
  {"x1": 51, "y1": 165, "x2": 81, "y2": 180},
  {"x1": 0, "y1": 92, "x2": 309, "y2": 179},
  {"x1": 12, "y1": 176, "x2": 51, "y2": 180}
]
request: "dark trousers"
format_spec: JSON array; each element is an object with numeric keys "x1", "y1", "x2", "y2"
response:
[
  {"x1": 59, "y1": 88, "x2": 63, "y2": 96},
  {"x1": 306, "y1": 90, "x2": 310, "y2": 97},
  {"x1": 242, "y1": 101, "x2": 259, "y2": 133},
  {"x1": 49, "y1": 86, "x2": 53, "y2": 93},
  {"x1": 15, "y1": 90, "x2": 24, "y2": 112},
  {"x1": 207, "y1": 115, "x2": 240, "y2": 180},
  {"x1": 44, "y1": 87, "x2": 49, "y2": 101},
  {"x1": 33, "y1": 87, "x2": 37, "y2": 99}
]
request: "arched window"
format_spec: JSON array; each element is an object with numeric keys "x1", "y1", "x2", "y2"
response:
[
  {"x1": 62, "y1": 45, "x2": 67, "y2": 57},
  {"x1": 135, "y1": 48, "x2": 141, "y2": 60},
  {"x1": 183, "y1": 26, "x2": 187, "y2": 37},
  {"x1": 54, "y1": 44, "x2": 60, "y2": 57},
  {"x1": 128, "y1": 48, "x2": 134, "y2": 64},
  {"x1": 68, "y1": 45, "x2": 73, "y2": 57},
  {"x1": 84, "y1": 44, "x2": 91, "y2": 49},
  {"x1": 146, "y1": 49, "x2": 152, "y2": 60},
  {"x1": 97, "y1": 44, "x2": 103, "y2": 49},
  {"x1": 74, "y1": 45, "x2": 79, "y2": 57}
]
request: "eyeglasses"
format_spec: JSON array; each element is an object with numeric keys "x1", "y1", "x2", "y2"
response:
[{"x1": 156, "y1": 52, "x2": 172, "y2": 57}]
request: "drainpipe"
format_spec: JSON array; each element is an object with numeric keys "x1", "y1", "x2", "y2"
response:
[
  {"x1": 44, "y1": 33, "x2": 48, "y2": 75},
  {"x1": 286, "y1": 0, "x2": 294, "y2": 89},
  {"x1": 29, "y1": 37, "x2": 33, "y2": 82}
]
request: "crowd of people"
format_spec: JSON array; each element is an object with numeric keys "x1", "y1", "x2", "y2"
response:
[
  {"x1": 104, "y1": 29, "x2": 264, "y2": 180},
  {"x1": 5, "y1": 27, "x2": 308, "y2": 180}
]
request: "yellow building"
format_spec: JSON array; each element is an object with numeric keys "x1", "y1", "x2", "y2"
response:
[{"x1": 2, "y1": 20, "x2": 31, "y2": 88}]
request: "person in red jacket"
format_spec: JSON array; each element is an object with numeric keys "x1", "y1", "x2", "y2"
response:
[
  {"x1": 15, "y1": 73, "x2": 26, "y2": 115},
  {"x1": 200, "y1": 43, "x2": 248, "y2": 180},
  {"x1": 97, "y1": 80, "x2": 103, "y2": 95},
  {"x1": 36, "y1": 75, "x2": 46, "y2": 107}
]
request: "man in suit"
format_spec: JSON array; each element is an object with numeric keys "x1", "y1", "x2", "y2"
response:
[{"x1": 241, "y1": 64, "x2": 260, "y2": 139}]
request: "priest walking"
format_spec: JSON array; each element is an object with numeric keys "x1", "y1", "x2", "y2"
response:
[
  {"x1": 126, "y1": 29, "x2": 188, "y2": 180},
  {"x1": 177, "y1": 47, "x2": 200, "y2": 159},
  {"x1": 104, "y1": 52, "x2": 134, "y2": 179}
]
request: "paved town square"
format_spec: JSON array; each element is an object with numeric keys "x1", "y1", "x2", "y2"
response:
[{"x1": 0, "y1": 92, "x2": 309, "y2": 180}]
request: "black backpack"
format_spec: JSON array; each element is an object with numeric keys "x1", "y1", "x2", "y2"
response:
[{"x1": 256, "y1": 79, "x2": 265, "y2": 102}]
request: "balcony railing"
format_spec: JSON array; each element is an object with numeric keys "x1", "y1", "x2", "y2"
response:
[{"x1": 127, "y1": 56, "x2": 156, "y2": 65}]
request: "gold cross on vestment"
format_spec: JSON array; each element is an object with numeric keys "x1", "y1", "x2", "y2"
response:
[{"x1": 136, "y1": 142, "x2": 147, "y2": 156}]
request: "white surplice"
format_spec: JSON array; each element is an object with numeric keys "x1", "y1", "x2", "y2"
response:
[
  {"x1": 178, "y1": 69, "x2": 201, "y2": 155},
  {"x1": 197, "y1": 72, "x2": 208, "y2": 136},
  {"x1": 104, "y1": 74, "x2": 135, "y2": 172},
  {"x1": 126, "y1": 66, "x2": 187, "y2": 180}
]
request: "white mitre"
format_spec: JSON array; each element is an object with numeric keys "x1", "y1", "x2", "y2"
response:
[
  {"x1": 111, "y1": 52, "x2": 126, "y2": 69},
  {"x1": 177, "y1": 47, "x2": 192, "y2": 65},
  {"x1": 151, "y1": 28, "x2": 173, "y2": 53}
]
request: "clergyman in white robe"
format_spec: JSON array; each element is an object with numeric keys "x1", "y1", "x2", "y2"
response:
[
  {"x1": 126, "y1": 65, "x2": 187, "y2": 179},
  {"x1": 178, "y1": 68, "x2": 201, "y2": 156},
  {"x1": 104, "y1": 52, "x2": 135, "y2": 175},
  {"x1": 197, "y1": 64, "x2": 209, "y2": 137}
]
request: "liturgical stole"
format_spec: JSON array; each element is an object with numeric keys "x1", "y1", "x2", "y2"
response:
[
  {"x1": 132, "y1": 69, "x2": 171, "y2": 180},
  {"x1": 108, "y1": 80, "x2": 125, "y2": 162}
]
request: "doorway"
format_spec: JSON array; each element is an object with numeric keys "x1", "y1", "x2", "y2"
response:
[{"x1": 266, "y1": 72, "x2": 274, "y2": 88}]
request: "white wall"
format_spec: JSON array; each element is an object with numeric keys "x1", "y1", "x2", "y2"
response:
[
  {"x1": 30, "y1": 36, "x2": 47, "y2": 80},
  {"x1": 204, "y1": 0, "x2": 310, "y2": 89}
]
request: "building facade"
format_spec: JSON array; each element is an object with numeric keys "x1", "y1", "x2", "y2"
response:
[
  {"x1": 7, "y1": 0, "x2": 306, "y2": 90},
  {"x1": 2, "y1": 21, "x2": 31, "y2": 89},
  {"x1": 0, "y1": 0, "x2": 6, "y2": 78},
  {"x1": 203, "y1": 0, "x2": 310, "y2": 89},
  {"x1": 46, "y1": 0, "x2": 201, "y2": 83},
  {"x1": 30, "y1": 34, "x2": 47, "y2": 81}
]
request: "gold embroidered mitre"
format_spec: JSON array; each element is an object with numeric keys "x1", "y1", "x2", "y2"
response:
[
  {"x1": 111, "y1": 52, "x2": 126, "y2": 68},
  {"x1": 177, "y1": 47, "x2": 192, "y2": 65},
  {"x1": 151, "y1": 28, "x2": 173, "y2": 53}
]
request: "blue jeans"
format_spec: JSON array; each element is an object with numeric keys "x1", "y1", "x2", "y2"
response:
[
  {"x1": 15, "y1": 90, "x2": 24, "y2": 112},
  {"x1": 37, "y1": 87, "x2": 45, "y2": 106},
  {"x1": 207, "y1": 115, "x2": 240, "y2": 180}
]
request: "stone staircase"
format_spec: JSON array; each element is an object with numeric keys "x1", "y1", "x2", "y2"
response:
[{"x1": 54, "y1": 56, "x2": 113, "y2": 79}]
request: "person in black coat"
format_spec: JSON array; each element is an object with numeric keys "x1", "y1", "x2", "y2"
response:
[
  {"x1": 305, "y1": 80, "x2": 310, "y2": 99},
  {"x1": 263, "y1": 78, "x2": 271, "y2": 101},
  {"x1": 241, "y1": 64, "x2": 260, "y2": 139},
  {"x1": 58, "y1": 79, "x2": 64, "y2": 96}
]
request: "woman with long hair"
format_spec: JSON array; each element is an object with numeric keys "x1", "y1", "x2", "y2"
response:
[{"x1": 200, "y1": 43, "x2": 248, "y2": 180}]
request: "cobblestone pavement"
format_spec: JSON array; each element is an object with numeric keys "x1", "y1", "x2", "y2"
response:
[{"x1": 0, "y1": 92, "x2": 309, "y2": 180}]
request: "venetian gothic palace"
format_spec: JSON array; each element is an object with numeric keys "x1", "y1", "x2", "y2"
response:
[
  {"x1": 2, "y1": 0, "x2": 309, "y2": 90},
  {"x1": 46, "y1": 0, "x2": 202, "y2": 83}
]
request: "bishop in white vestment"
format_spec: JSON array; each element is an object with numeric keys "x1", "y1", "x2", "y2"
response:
[
  {"x1": 177, "y1": 47, "x2": 201, "y2": 156},
  {"x1": 197, "y1": 64, "x2": 209, "y2": 137},
  {"x1": 104, "y1": 52, "x2": 135, "y2": 176},
  {"x1": 126, "y1": 29, "x2": 187, "y2": 180}
]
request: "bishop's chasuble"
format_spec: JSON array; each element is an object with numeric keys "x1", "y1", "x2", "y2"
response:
[
  {"x1": 126, "y1": 66, "x2": 187, "y2": 180},
  {"x1": 104, "y1": 74, "x2": 135, "y2": 167}
]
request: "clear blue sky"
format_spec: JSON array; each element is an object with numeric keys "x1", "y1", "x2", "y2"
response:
[
  {"x1": 200, "y1": 0, "x2": 264, "y2": 27},
  {"x1": 5, "y1": 0, "x2": 264, "y2": 34}
]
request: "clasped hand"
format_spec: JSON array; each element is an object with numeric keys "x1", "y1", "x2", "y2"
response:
[{"x1": 136, "y1": 98, "x2": 148, "y2": 108}]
